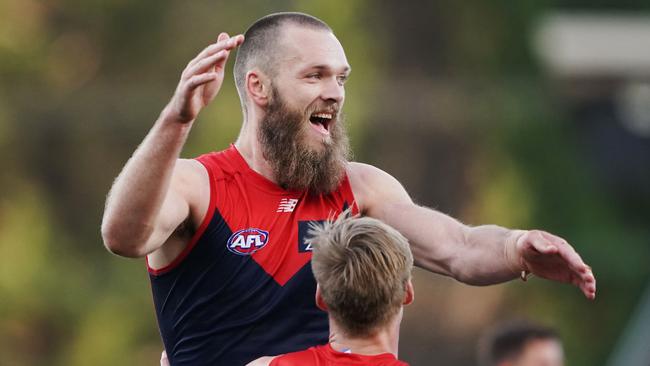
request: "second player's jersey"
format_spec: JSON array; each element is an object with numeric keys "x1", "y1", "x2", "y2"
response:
[
  {"x1": 269, "y1": 344, "x2": 410, "y2": 366},
  {"x1": 148, "y1": 145, "x2": 357, "y2": 366}
]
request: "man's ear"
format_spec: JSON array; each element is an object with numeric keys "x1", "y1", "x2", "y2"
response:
[
  {"x1": 315, "y1": 284, "x2": 329, "y2": 312},
  {"x1": 403, "y1": 279, "x2": 414, "y2": 306},
  {"x1": 246, "y1": 70, "x2": 270, "y2": 107}
]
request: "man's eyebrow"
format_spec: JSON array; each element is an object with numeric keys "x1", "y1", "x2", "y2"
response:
[{"x1": 304, "y1": 64, "x2": 352, "y2": 74}]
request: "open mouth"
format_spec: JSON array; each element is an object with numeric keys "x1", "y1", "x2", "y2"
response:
[{"x1": 309, "y1": 112, "x2": 334, "y2": 135}]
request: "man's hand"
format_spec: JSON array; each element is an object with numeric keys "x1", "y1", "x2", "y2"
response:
[
  {"x1": 515, "y1": 230, "x2": 596, "y2": 300},
  {"x1": 166, "y1": 32, "x2": 245, "y2": 124}
]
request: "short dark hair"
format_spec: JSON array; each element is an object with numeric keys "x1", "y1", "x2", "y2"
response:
[
  {"x1": 233, "y1": 12, "x2": 332, "y2": 113},
  {"x1": 478, "y1": 321, "x2": 561, "y2": 366}
]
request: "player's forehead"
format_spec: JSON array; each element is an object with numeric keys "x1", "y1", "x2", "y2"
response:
[{"x1": 275, "y1": 24, "x2": 350, "y2": 74}]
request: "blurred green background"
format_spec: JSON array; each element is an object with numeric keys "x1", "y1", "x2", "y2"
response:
[{"x1": 1, "y1": 0, "x2": 649, "y2": 365}]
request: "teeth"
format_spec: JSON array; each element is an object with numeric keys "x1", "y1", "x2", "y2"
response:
[{"x1": 312, "y1": 113, "x2": 333, "y2": 119}]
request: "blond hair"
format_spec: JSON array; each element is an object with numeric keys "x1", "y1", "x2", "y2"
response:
[{"x1": 309, "y1": 214, "x2": 413, "y2": 337}]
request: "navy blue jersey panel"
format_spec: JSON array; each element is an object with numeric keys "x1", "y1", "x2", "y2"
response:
[{"x1": 149, "y1": 209, "x2": 328, "y2": 366}]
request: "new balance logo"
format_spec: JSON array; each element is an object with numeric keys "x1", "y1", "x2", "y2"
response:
[{"x1": 277, "y1": 198, "x2": 299, "y2": 213}]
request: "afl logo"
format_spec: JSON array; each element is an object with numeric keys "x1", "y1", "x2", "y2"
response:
[{"x1": 227, "y1": 228, "x2": 270, "y2": 256}]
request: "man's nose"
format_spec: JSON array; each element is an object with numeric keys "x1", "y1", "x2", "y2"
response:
[{"x1": 320, "y1": 77, "x2": 345, "y2": 104}]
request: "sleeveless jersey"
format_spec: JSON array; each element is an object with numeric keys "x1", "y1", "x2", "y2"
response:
[
  {"x1": 269, "y1": 344, "x2": 409, "y2": 366},
  {"x1": 148, "y1": 145, "x2": 357, "y2": 366}
]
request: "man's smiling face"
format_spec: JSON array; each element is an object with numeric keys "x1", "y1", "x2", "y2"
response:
[
  {"x1": 269, "y1": 24, "x2": 351, "y2": 152},
  {"x1": 257, "y1": 24, "x2": 351, "y2": 194}
]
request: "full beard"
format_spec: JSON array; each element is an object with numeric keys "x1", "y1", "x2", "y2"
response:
[{"x1": 258, "y1": 91, "x2": 350, "y2": 195}]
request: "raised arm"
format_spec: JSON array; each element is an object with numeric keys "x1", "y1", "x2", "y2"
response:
[
  {"x1": 101, "y1": 33, "x2": 244, "y2": 260},
  {"x1": 348, "y1": 162, "x2": 596, "y2": 299}
]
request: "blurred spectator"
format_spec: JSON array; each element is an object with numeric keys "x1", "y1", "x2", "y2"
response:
[{"x1": 478, "y1": 321, "x2": 564, "y2": 366}]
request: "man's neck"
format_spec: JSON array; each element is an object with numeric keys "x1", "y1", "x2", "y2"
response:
[
  {"x1": 328, "y1": 315, "x2": 401, "y2": 358},
  {"x1": 234, "y1": 118, "x2": 277, "y2": 184}
]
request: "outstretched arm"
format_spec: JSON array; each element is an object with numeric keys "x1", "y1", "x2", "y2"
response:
[
  {"x1": 101, "y1": 33, "x2": 244, "y2": 258},
  {"x1": 348, "y1": 162, "x2": 596, "y2": 299}
]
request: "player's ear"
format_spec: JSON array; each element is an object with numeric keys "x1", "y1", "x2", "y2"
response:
[
  {"x1": 315, "y1": 285, "x2": 329, "y2": 312},
  {"x1": 246, "y1": 69, "x2": 270, "y2": 107},
  {"x1": 403, "y1": 279, "x2": 414, "y2": 306}
]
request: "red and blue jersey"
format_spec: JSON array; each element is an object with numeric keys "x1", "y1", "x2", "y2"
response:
[
  {"x1": 148, "y1": 145, "x2": 357, "y2": 365},
  {"x1": 270, "y1": 344, "x2": 410, "y2": 366}
]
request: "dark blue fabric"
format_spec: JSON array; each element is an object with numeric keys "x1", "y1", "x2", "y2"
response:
[{"x1": 150, "y1": 208, "x2": 328, "y2": 366}]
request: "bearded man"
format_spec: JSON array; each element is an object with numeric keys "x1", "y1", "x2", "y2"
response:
[{"x1": 101, "y1": 12, "x2": 596, "y2": 366}]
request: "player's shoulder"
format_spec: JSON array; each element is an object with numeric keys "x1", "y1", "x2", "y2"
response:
[
  {"x1": 173, "y1": 149, "x2": 231, "y2": 187},
  {"x1": 347, "y1": 162, "x2": 412, "y2": 215},
  {"x1": 348, "y1": 161, "x2": 385, "y2": 177},
  {"x1": 347, "y1": 161, "x2": 397, "y2": 188},
  {"x1": 191, "y1": 146, "x2": 248, "y2": 178},
  {"x1": 347, "y1": 162, "x2": 406, "y2": 195},
  {"x1": 173, "y1": 158, "x2": 208, "y2": 189},
  {"x1": 176, "y1": 158, "x2": 205, "y2": 175}
]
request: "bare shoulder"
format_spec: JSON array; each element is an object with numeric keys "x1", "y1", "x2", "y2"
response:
[
  {"x1": 347, "y1": 162, "x2": 412, "y2": 215},
  {"x1": 245, "y1": 356, "x2": 277, "y2": 366},
  {"x1": 175, "y1": 158, "x2": 207, "y2": 183},
  {"x1": 146, "y1": 158, "x2": 210, "y2": 268},
  {"x1": 173, "y1": 158, "x2": 209, "y2": 223},
  {"x1": 347, "y1": 161, "x2": 384, "y2": 180},
  {"x1": 347, "y1": 162, "x2": 398, "y2": 192},
  {"x1": 173, "y1": 158, "x2": 208, "y2": 195}
]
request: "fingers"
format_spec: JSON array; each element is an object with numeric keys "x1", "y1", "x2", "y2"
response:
[
  {"x1": 540, "y1": 231, "x2": 590, "y2": 274},
  {"x1": 580, "y1": 263, "x2": 597, "y2": 299},
  {"x1": 523, "y1": 230, "x2": 597, "y2": 300},
  {"x1": 582, "y1": 271, "x2": 597, "y2": 300},
  {"x1": 572, "y1": 269, "x2": 596, "y2": 300},
  {"x1": 187, "y1": 33, "x2": 244, "y2": 69},
  {"x1": 182, "y1": 50, "x2": 229, "y2": 81},
  {"x1": 217, "y1": 32, "x2": 229, "y2": 42},
  {"x1": 180, "y1": 34, "x2": 244, "y2": 84},
  {"x1": 538, "y1": 231, "x2": 597, "y2": 300},
  {"x1": 184, "y1": 72, "x2": 219, "y2": 92}
]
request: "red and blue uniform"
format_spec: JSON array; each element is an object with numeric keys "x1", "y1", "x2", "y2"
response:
[
  {"x1": 148, "y1": 145, "x2": 357, "y2": 365},
  {"x1": 270, "y1": 344, "x2": 410, "y2": 366}
]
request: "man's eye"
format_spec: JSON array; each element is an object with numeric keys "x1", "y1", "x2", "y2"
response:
[
  {"x1": 337, "y1": 75, "x2": 348, "y2": 84},
  {"x1": 307, "y1": 73, "x2": 321, "y2": 79}
]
